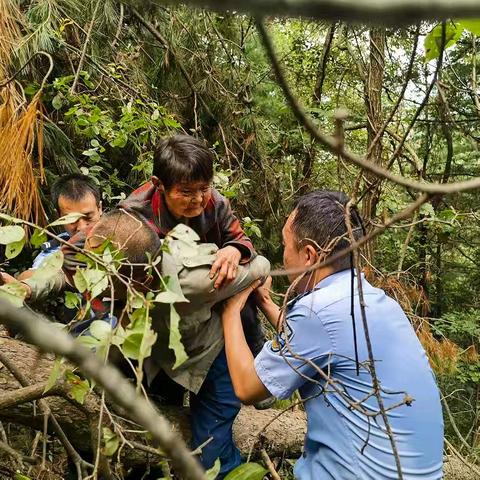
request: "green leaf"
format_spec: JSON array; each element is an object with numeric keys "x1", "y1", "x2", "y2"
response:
[
  {"x1": 457, "y1": 19, "x2": 480, "y2": 36},
  {"x1": 90, "y1": 320, "x2": 112, "y2": 343},
  {"x1": 32, "y1": 251, "x2": 64, "y2": 280},
  {"x1": 206, "y1": 459, "x2": 221, "y2": 480},
  {"x1": 122, "y1": 332, "x2": 143, "y2": 360},
  {"x1": 73, "y1": 269, "x2": 88, "y2": 293},
  {"x1": 5, "y1": 237, "x2": 25, "y2": 259},
  {"x1": 0, "y1": 212, "x2": 20, "y2": 223},
  {"x1": 0, "y1": 282, "x2": 27, "y2": 307},
  {"x1": 154, "y1": 289, "x2": 188, "y2": 304},
  {"x1": 48, "y1": 212, "x2": 84, "y2": 227},
  {"x1": 0, "y1": 225, "x2": 25, "y2": 244},
  {"x1": 30, "y1": 228, "x2": 47, "y2": 248},
  {"x1": 44, "y1": 357, "x2": 63, "y2": 393},
  {"x1": 65, "y1": 291, "x2": 80, "y2": 309},
  {"x1": 66, "y1": 371, "x2": 90, "y2": 404},
  {"x1": 224, "y1": 463, "x2": 267, "y2": 480},
  {"x1": 52, "y1": 94, "x2": 63, "y2": 110},
  {"x1": 424, "y1": 23, "x2": 464, "y2": 62},
  {"x1": 102, "y1": 427, "x2": 120, "y2": 457},
  {"x1": 77, "y1": 335, "x2": 100, "y2": 349},
  {"x1": 169, "y1": 305, "x2": 188, "y2": 369},
  {"x1": 83, "y1": 269, "x2": 108, "y2": 299}
]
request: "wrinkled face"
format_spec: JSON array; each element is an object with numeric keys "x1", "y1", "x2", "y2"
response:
[
  {"x1": 58, "y1": 192, "x2": 102, "y2": 236},
  {"x1": 162, "y1": 180, "x2": 212, "y2": 219},
  {"x1": 282, "y1": 211, "x2": 307, "y2": 284}
]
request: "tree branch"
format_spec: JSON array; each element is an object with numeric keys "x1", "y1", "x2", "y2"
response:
[
  {"x1": 163, "y1": 0, "x2": 480, "y2": 25},
  {"x1": 0, "y1": 300, "x2": 207, "y2": 480}
]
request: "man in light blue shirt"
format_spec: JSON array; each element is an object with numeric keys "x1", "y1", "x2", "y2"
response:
[{"x1": 221, "y1": 190, "x2": 443, "y2": 479}]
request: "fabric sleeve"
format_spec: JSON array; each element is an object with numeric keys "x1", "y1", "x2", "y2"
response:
[
  {"x1": 23, "y1": 270, "x2": 67, "y2": 303},
  {"x1": 254, "y1": 304, "x2": 333, "y2": 399},
  {"x1": 215, "y1": 192, "x2": 256, "y2": 262},
  {"x1": 179, "y1": 255, "x2": 270, "y2": 306}
]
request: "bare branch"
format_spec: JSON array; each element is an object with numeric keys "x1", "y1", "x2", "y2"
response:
[
  {"x1": 163, "y1": 0, "x2": 480, "y2": 25},
  {"x1": 0, "y1": 300, "x2": 207, "y2": 480},
  {"x1": 255, "y1": 19, "x2": 480, "y2": 195}
]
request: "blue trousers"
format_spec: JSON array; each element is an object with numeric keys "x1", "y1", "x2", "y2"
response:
[{"x1": 190, "y1": 348, "x2": 242, "y2": 479}]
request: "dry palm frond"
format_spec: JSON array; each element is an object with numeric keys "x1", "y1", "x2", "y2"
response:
[
  {"x1": 463, "y1": 344, "x2": 479, "y2": 364},
  {"x1": 0, "y1": 0, "x2": 26, "y2": 109},
  {"x1": 0, "y1": 91, "x2": 46, "y2": 225},
  {"x1": 0, "y1": 2, "x2": 52, "y2": 225},
  {"x1": 0, "y1": 0, "x2": 23, "y2": 75}
]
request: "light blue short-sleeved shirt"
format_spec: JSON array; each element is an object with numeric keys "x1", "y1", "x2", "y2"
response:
[{"x1": 255, "y1": 270, "x2": 443, "y2": 480}]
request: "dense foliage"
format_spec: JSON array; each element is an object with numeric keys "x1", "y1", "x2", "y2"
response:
[{"x1": 0, "y1": 0, "x2": 479, "y2": 477}]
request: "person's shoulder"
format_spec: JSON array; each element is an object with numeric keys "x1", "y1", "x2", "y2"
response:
[{"x1": 210, "y1": 188, "x2": 229, "y2": 206}]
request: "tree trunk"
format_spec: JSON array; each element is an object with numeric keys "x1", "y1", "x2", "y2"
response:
[
  {"x1": 0, "y1": 335, "x2": 306, "y2": 469},
  {"x1": 362, "y1": 27, "x2": 386, "y2": 262}
]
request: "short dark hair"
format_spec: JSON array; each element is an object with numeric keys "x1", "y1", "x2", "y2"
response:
[
  {"x1": 51, "y1": 174, "x2": 101, "y2": 211},
  {"x1": 89, "y1": 209, "x2": 161, "y2": 266},
  {"x1": 291, "y1": 190, "x2": 365, "y2": 271},
  {"x1": 153, "y1": 135, "x2": 214, "y2": 190}
]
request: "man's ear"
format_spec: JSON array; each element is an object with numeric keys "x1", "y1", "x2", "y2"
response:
[{"x1": 305, "y1": 244, "x2": 318, "y2": 267}]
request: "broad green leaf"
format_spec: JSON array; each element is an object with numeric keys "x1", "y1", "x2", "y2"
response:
[
  {"x1": 224, "y1": 463, "x2": 267, "y2": 480},
  {"x1": 82, "y1": 268, "x2": 108, "y2": 299},
  {"x1": 5, "y1": 237, "x2": 25, "y2": 259},
  {"x1": 102, "y1": 427, "x2": 120, "y2": 457},
  {"x1": 52, "y1": 94, "x2": 63, "y2": 110},
  {"x1": 457, "y1": 19, "x2": 480, "y2": 36},
  {"x1": 0, "y1": 282, "x2": 27, "y2": 307},
  {"x1": 90, "y1": 320, "x2": 112, "y2": 343},
  {"x1": 424, "y1": 23, "x2": 463, "y2": 62},
  {"x1": 0, "y1": 212, "x2": 20, "y2": 223},
  {"x1": 154, "y1": 289, "x2": 189, "y2": 304},
  {"x1": 44, "y1": 357, "x2": 63, "y2": 393},
  {"x1": 206, "y1": 459, "x2": 221, "y2": 480},
  {"x1": 73, "y1": 269, "x2": 88, "y2": 293},
  {"x1": 122, "y1": 332, "x2": 143, "y2": 360},
  {"x1": 65, "y1": 291, "x2": 80, "y2": 309},
  {"x1": 139, "y1": 325, "x2": 157, "y2": 359},
  {"x1": 0, "y1": 225, "x2": 25, "y2": 244},
  {"x1": 31, "y1": 250, "x2": 64, "y2": 280},
  {"x1": 48, "y1": 212, "x2": 84, "y2": 227},
  {"x1": 169, "y1": 305, "x2": 188, "y2": 369},
  {"x1": 77, "y1": 335, "x2": 100, "y2": 349},
  {"x1": 66, "y1": 371, "x2": 89, "y2": 404},
  {"x1": 30, "y1": 228, "x2": 47, "y2": 248}
]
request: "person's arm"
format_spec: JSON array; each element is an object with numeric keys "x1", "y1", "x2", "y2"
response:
[
  {"x1": 178, "y1": 252, "x2": 270, "y2": 307},
  {"x1": 209, "y1": 191, "x2": 258, "y2": 288},
  {"x1": 221, "y1": 280, "x2": 271, "y2": 403}
]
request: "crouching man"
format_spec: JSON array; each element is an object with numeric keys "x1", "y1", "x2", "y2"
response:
[
  {"x1": 6, "y1": 209, "x2": 270, "y2": 479},
  {"x1": 221, "y1": 191, "x2": 444, "y2": 480}
]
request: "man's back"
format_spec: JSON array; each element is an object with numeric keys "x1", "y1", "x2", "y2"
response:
[{"x1": 255, "y1": 269, "x2": 443, "y2": 480}]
